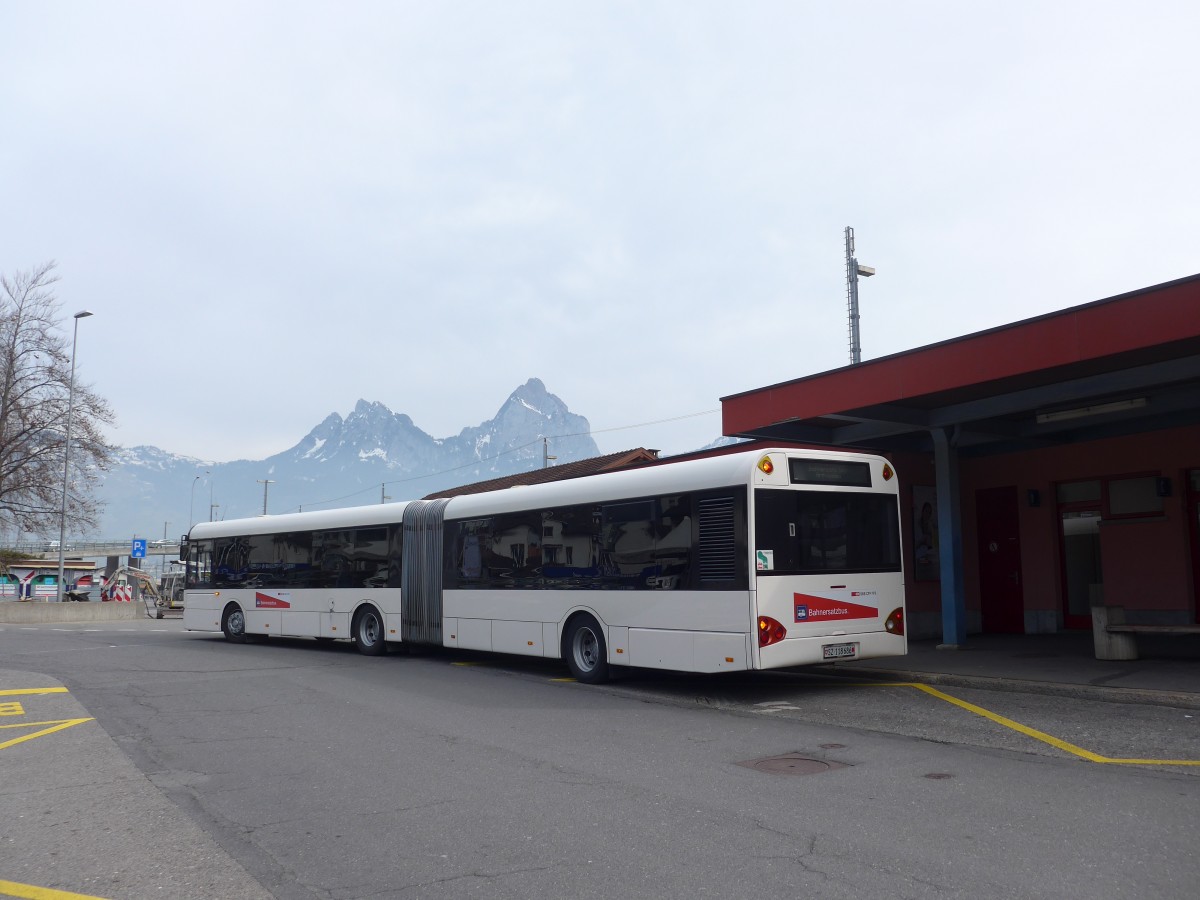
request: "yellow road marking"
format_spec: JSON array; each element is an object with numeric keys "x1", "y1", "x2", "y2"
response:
[
  {"x1": 908, "y1": 684, "x2": 1113, "y2": 762},
  {"x1": 0, "y1": 702, "x2": 24, "y2": 717},
  {"x1": 832, "y1": 681, "x2": 1200, "y2": 766},
  {"x1": 451, "y1": 661, "x2": 489, "y2": 666},
  {"x1": 0, "y1": 719, "x2": 94, "y2": 751},
  {"x1": 0, "y1": 688, "x2": 68, "y2": 697},
  {"x1": 0, "y1": 878, "x2": 111, "y2": 899}
]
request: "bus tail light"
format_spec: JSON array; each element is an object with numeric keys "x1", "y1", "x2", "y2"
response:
[
  {"x1": 885, "y1": 607, "x2": 904, "y2": 636},
  {"x1": 757, "y1": 456, "x2": 774, "y2": 475},
  {"x1": 758, "y1": 616, "x2": 787, "y2": 647}
]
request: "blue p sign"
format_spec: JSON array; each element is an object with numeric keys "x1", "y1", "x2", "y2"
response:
[{"x1": 131, "y1": 539, "x2": 147, "y2": 559}]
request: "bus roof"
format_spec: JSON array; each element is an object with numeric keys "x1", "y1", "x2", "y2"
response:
[
  {"x1": 188, "y1": 501, "x2": 411, "y2": 541},
  {"x1": 187, "y1": 447, "x2": 892, "y2": 540}
]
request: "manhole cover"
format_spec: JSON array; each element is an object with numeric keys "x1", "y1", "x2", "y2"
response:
[{"x1": 736, "y1": 753, "x2": 849, "y2": 776}]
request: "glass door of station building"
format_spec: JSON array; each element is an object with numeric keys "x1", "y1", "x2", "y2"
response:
[
  {"x1": 1058, "y1": 481, "x2": 1103, "y2": 631},
  {"x1": 1058, "y1": 474, "x2": 1172, "y2": 629}
]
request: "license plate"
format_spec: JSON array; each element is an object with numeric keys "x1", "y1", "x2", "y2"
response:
[{"x1": 822, "y1": 642, "x2": 858, "y2": 660}]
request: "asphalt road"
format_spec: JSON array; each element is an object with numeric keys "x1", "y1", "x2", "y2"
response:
[{"x1": 1, "y1": 619, "x2": 1198, "y2": 900}]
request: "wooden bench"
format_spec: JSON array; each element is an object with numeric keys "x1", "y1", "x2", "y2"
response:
[{"x1": 1091, "y1": 605, "x2": 1200, "y2": 660}]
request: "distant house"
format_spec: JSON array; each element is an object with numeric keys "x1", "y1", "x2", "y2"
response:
[{"x1": 0, "y1": 559, "x2": 98, "y2": 599}]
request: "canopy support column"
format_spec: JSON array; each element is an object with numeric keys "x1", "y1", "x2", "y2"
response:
[{"x1": 931, "y1": 426, "x2": 967, "y2": 647}]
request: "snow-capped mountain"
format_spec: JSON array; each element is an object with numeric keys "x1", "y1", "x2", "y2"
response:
[{"x1": 95, "y1": 379, "x2": 599, "y2": 540}]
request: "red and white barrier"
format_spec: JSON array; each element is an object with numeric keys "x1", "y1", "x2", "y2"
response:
[{"x1": 101, "y1": 580, "x2": 134, "y2": 601}]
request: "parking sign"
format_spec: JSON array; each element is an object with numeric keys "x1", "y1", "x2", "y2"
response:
[{"x1": 131, "y1": 539, "x2": 147, "y2": 559}]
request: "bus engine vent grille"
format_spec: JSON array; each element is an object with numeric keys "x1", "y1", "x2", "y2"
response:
[{"x1": 697, "y1": 496, "x2": 736, "y2": 583}]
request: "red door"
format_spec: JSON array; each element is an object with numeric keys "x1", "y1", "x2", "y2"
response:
[{"x1": 976, "y1": 486, "x2": 1025, "y2": 633}]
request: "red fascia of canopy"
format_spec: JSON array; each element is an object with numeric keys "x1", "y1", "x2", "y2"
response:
[{"x1": 721, "y1": 273, "x2": 1200, "y2": 436}]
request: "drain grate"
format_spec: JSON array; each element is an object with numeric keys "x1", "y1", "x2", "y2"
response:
[{"x1": 736, "y1": 753, "x2": 849, "y2": 776}]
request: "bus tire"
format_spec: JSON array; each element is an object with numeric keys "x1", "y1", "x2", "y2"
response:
[
  {"x1": 222, "y1": 604, "x2": 249, "y2": 644},
  {"x1": 564, "y1": 614, "x2": 609, "y2": 684},
  {"x1": 353, "y1": 605, "x2": 387, "y2": 656}
]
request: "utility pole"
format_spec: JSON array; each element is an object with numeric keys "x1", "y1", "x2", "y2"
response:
[
  {"x1": 161, "y1": 522, "x2": 171, "y2": 576},
  {"x1": 380, "y1": 483, "x2": 391, "y2": 504},
  {"x1": 542, "y1": 437, "x2": 557, "y2": 469},
  {"x1": 257, "y1": 479, "x2": 275, "y2": 516},
  {"x1": 844, "y1": 226, "x2": 875, "y2": 364}
]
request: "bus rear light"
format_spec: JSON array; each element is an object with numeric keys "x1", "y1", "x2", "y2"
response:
[
  {"x1": 758, "y1": 616, "x2": 787, "y2": 647},
  {"x1": 881, "y1": 462, "x2": 894, "y2": 481},
  {"x1": 757, "y1": 456, "x2": 774, "y2": 475},
  {"x1": 885, "y1": 607, "x2": 904, "y2": 636}
]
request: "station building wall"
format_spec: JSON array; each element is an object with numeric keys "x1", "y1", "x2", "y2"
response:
[{"x1": 892, "y1": 423, "x2": 1199, "y2": 638}]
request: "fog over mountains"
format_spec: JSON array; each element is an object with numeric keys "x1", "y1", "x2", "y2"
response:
[{"x1": 96, "y1": 379, "x2": 603, "y2": 540}]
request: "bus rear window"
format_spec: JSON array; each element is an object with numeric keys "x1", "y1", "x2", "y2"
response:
[{"x1": 755, "y1": 489, "x2": 900, "y2": 574}]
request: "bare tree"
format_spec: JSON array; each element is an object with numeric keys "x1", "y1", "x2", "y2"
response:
[{"x1": 0, "y1": 262, "x2": 115, "y2": 537}]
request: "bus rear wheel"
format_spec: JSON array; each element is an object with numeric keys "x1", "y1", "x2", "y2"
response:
[
  {"x1": 564, "y1": 614, "x2": 609, "y2": 684},
  {"x1": 353, "y1": 605, "x2": 387, "y2": 656},
  {"x1": 222, "y1": 604, "x2": 248, "y2": 644}
]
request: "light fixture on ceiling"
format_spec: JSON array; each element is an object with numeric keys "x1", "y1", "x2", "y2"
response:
[{"x1": 1035, "y1": 397, "x2": 1146, "y2": 425}]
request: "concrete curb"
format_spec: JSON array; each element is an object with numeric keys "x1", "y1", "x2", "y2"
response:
[{"x1": 822, "y1": 664, "x2": 1200, "y2": 710}]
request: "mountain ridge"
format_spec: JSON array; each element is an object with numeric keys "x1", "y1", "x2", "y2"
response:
[{"x1": 95, "y1": 379, "x2": 601, "y2": 539}]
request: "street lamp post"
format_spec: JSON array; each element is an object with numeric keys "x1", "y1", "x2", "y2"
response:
[
  {"x1": 56, "y1": 310, "x2": 93, "y2": 603},
  {"x1": 189, "y1": 470, "x2": 209, "y2": 529},
  {"x1": 257, "y1": 479, "x2": 275, "y2": 516}
]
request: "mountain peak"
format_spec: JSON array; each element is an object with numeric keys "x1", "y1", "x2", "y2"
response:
[{"x1": 97, "y1": 381, "x2": 601, "y2": 535}]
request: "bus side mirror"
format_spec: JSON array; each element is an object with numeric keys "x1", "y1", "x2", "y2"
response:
[{"x1": 179, "y1": 537, "x2": 189, "y2": 561}]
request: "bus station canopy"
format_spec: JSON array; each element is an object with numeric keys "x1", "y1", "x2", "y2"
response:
[{"x1": 720, "y1": 273, "x2": 1200, "y2": 456}]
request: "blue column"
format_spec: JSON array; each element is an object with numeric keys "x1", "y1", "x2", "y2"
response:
[{"x1": 931, "y1": 427, "x2": 967, "y2": 646}]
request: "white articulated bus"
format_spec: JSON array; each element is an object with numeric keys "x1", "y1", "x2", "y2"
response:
[{"x1": 182, "y1": 447, "x2": 905, "y2": 682}]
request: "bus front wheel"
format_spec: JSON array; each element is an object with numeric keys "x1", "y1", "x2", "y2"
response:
[
  {"x1": 353, "y1": 605, "x2": 387, "y2": 656},
  {"x1": 222, "y1": 604, "x2": 248, "y2": 644},
  {"x1": 564, "y1": 614, "x2": 609, "y2": 684}
]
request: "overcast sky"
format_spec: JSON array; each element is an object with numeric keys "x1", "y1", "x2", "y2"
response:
[{"x1": 3, "y1": 1, "x2": 1197, "y2": 463}]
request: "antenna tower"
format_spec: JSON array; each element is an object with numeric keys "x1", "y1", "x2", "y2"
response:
[{"x1": 844, "y1": 226, "x2": 875, "y2": 364}]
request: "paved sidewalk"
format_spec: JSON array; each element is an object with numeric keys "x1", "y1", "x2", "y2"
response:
[{"x1": 828, "y1": 632, "x2": 1200, "y2": 707}]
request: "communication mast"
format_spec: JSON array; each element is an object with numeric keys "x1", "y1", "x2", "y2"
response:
[{"x1": 844, "y1": 226, "x2": 875, "y2": 364}]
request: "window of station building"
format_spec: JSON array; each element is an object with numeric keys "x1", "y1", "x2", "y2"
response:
[
  {"x1": 1057, "y1": 475, "x2": 1164, "y2": 519},
  {"x1": 1106, "y1": 475, "x2": 1163, "y2": 518},
  {"x1": 1056, "y1": 481, "x2": 1101, "y2": 505}
]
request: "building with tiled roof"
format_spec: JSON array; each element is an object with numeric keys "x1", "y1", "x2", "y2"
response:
[{"x1": 421, "y1": 449, "x2": 661, "y2": 500}]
